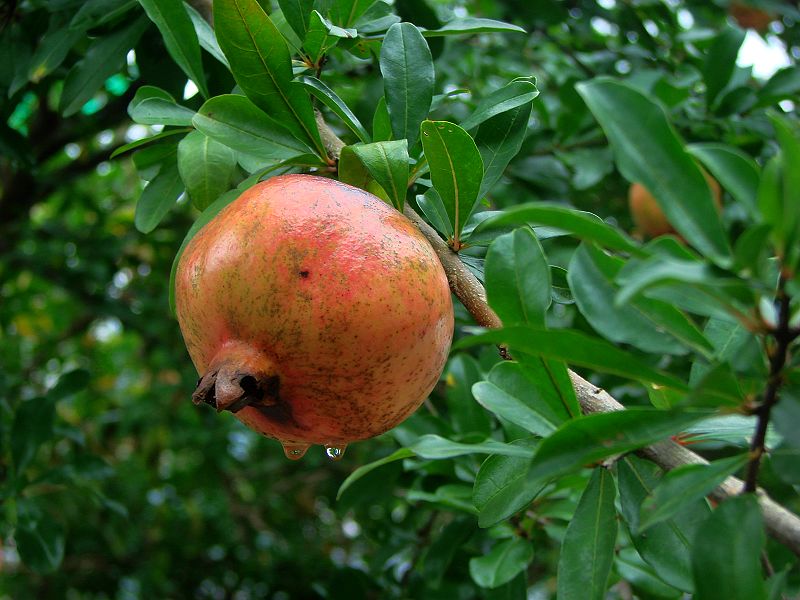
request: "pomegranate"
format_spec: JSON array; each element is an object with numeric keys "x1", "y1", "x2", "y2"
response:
[{"x1": 175, "y1": 174, "x2": 454, "y2": 459}]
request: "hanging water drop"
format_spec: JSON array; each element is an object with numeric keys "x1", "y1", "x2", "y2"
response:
[
  {"x1": 324, "y1": 444, "x2": 347, "y2": 461},
  {"x1": 282, "y1": 442, "x2": 310, "y2": 460}
]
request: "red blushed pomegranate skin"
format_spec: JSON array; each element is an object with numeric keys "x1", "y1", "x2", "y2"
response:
[{"x1": 175, "y1": 175, "x2": 454, "y2": 447}]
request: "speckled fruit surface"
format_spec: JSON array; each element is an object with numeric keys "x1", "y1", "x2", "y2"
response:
[{"x1": 175, "y1": 175, "x2": 454, "y2": 450}]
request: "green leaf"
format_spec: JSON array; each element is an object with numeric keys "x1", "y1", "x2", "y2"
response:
[
  {"x1": 330, "y1": 0, "x2": 376, "y2": 28},
  {"x1": 618, "y1": 456, "x2": 708, "y2": 592},
  {"x1": 185, "y1": 2, "x2": 229, "y2": 67},
  {"x1": 15, "y1": 517, "x2": 65, "y2": 574},
  {"x1": 134, "y1": 161, "x2": 184, "y2": 234},
  {"x1": 193, "y1": 95, "x2": 314, "y2": 160},
  {"x1": 473, "y1": 382, "x2": 556, "y2": 438},
  {"x1": 137, "y1": 0, "x2": 208, "y2": 98},
  {"x1": 60, "y1": 17, "x2": 149, "y2": 116},
  {"x1": 169, "y1": 186, "x2": 242, "y2": 314},
  {"x1": 347, "y1": 141, "x2": 409, "y2": 210},
  {"x1": 758, "y1": 66, "x2": 800, "y2": 106},
  {"x1": 568, "y1": 244, "x2": 712, "y2": 356},
  {"x1": 445, "y1": 354, "x2": 491, "y2": 437},
  {"x1": 177, "y1": 130, "x2": 238, "y2": 211},
  {"x1": 614, "y1": 254, "x2": 754, "y2": 308},
  {"x1": 576, "y1": 78, "x2": 731, "y2": 263},
  {"x1": 48, "y1": 369, "x2": 91, "y2": 402},
  {"x1": 422, "y1": 518, "x2": 476, "y2": 586},
  {"x1": 615, "y1": 548, "x2": 684, "y2": 600},
  {"x1": 214, "y1": 0, "x2": 324, "y2": 157},
  {"x1": 278, "y1": 0, "x2": 315, "y2": 39},
  {"x1": 484, "y1": 228, "x2": 551, "y2": 326},
  {"x1": 407, "y1": 484, "x2": 477, "y2": 514},
  {"x1": 455, "y1": 327, "x2": 689, "y2": 391},
  {"x1": 476, "y1": 101, "x2": 532, "y2": 199},
  {"x1": 70, "y1": 0, "x2": 138, "y2": 30},
  {"x1": 336, "y1": 448, "x2": 413, "y2": 500},
  {"x1": 303, "y1": 10, "x2": 356, "y2": 65},
  {"x1": 423, "y1": 17, "x2": 526, "y2": 37},
  {"x1": 380, "y1": 23, "x2": 434, "y2": 149},
  {"x1": 496, "y1": 358, "x2": 578, "y2": 423},
  {"x1": 461, "y1": 78, "x2": 538, "y2": 131},
  {"x1": 111, "y1": 129, "x2": 191, "y2": 159},
  {"x1": 299, "y1": 76, "x2": 370, "y2": 143},
  {"x1": 372, "y1": 96, "x2": 392, "y2": 142},
  {"x1": 128, "y1": 85, "x2": 196, "y2": 126},
  {"x1": 469, "y1": 538, "x2": 533, "y2": 589},
  {"x1": 469, "y1": 203, "x2": 641, "y2": 253},
  {"x1": 27, "y1": 16, "x2": 86, "y2": 83},
  {"x1": 12, "y1": 398, "x2": 56, "y2": 474},
  {"x1": 526, "y1": 409, "x2": 706, "y2": 483},
  {"x1": 416, "y1": 188, "x2": 453, "y2": 238},
  {"x1": 410, "y1": 435, "x2": 535, "y2": 460},
  {"x1": 692, "y1": 495, "x2": 766, "y2": 600},
  {"x1": 769, "y1": 112, "x2": 800, "y2": 266},
  {"x1": 687, "y1": 143, "x2": 759, "y2": 216},
  {"x1": 557, "y1": 469, "x2": 617, "y2": 600},
  {"x1": 703, "y1": 27, "x2": 746, "y2": 109},
  {"x1": 420, "y1": 120, "x2": 484, "y2": 244},
  {"x1": 639, "y1": 454, "x2": 748, "y2": 531},
  {"x1": 473, "y1": 440, "x2": 544, "y2": 528}
]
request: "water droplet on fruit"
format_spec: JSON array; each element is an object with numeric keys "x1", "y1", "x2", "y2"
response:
[
  {"x1": 324, "y1": 444, "x2": 347, "y2": 461},
  {"x1": 282, "y1": 442, "x2": 310, "y2": 460}
]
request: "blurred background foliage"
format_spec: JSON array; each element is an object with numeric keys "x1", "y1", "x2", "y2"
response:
[{"x1": 1, "y1": 0, "x2": 799, "y2": 598}]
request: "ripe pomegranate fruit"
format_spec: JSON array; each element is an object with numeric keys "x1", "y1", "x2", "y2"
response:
[
  {"x1": 175, "y1": 175, "x2": 454, "y2": 459},
  {"x1": 629, "y1": 171, "x2": 721, "y2": 239}
]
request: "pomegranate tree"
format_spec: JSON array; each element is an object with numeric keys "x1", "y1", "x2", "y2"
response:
[{"x1": 175, "y1": 175, "x2": 454, "y2": 459}]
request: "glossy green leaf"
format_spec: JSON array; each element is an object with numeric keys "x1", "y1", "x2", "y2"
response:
[
  {"x1": 455, "y1": 327, "x2": 689, "y2": 391},
  {"x1": 303, "y1": 10, "x2": 356, "y2": 65},
  {"x1": 193, "y1": 95, "x2": 314, "y2": 160},
  {"x1": 615, "y1": 548, "x2": 684, "y2": 600},
  {"x1": 278, "y1": 0, "x2": 315, "y2": 39},
  {"x1": 703, "y1": 27, "x2": 746, "y2": 109},
  {"x1": 473, "y1": 439, "x2": 543, "y2": 528},
  {"x1": 557, "y1": 469, "x2": 617, "y2": 600},
  {"x1": 15, "y1": 517, "x2": 65, "y2": 574},
  {"x1": 473, "y1": 382, "x2": 556, "y2": 437},
  {"x1": 410, "y1": 435, "x2": 535, "y2": 460},
  {"x1": 330, "y1": 0, "x2": 376, "y2": 27},
  {"x1": 469, "y1": 538, "x2": 533, "y2": 589},
  {"x1": 687, "y1": 143, "x2": 759, "y2": 215},
  {"x1": 299, "y1": 76, "x2": 370, "y2": 142},
  {"x1": 110, "y1": 129, "x2": 191, "y2": 159},
  {"x1": 692, "y1": 495, "x2": 766, "y2": 600},
  {"x1": 469, "y1": 202, "x2": 641, "y2": 253},
  {"x1": 499, "y1": 358, "x2": 578, "y2": 422},
  {"x1": 758, "y1": 66, "x2": 800, "y2": 106},
  {"x1": 70, "y1": 0, "x2": 138, "y2": 29},
  {"x1": 577, "y1": 78, "x2": 731, "y2": 263},
  {"x1": 336, "y1": 448, "x2": 413, "y2": 500},
  {"x1": 445, "y1": 354, "x2": 491, "y2": 437},
  {"x1": 475, "y1": 101, "x2": 532, "y2": 199},
  {"x1": 347, "y1": 140, "x2": 409, "y2": 210},
  {"x1": 214, "y1": 0, "x2": 324, "y2": 157},
  {"x1": 169, "y1": 186, "x2": 243, "y2": 314},
  {"x1": 60, "y1": 17, "x2": 149, "y2": 116},
  {"x1": 372, "y1": 96, "x2": 392, "y2": 142},
  {"x1": 639, "y1": 454, "x2": 748, "y2": 531},
  {"x1": 484, "y1": 228, "x2": 551, "y2": 326},
  {"x1": 380, "y1": 23, "x2": 434, "y2": 149},
  {"x1": 12, "y1": 397, "x2": 56, "y2": 474},
  {"x1": 420, "y1": 120, "x2": 483, "y2": 244},
  {"x1": 185, "y1": 2, "x2": 229, "y2": 67},
  {"x1": 416, "y1": 187, "x2": 453, "y2": 238},
  {"x1": 134, "y1": 161, "x2": 184, "y2": 234},
  {"x1": 128, "y1": 85, "x2": 196, "y2": 126},
  {"x1": 733, "y1": 223, "x2": 772, "y2": 275},
  {"x1": 526, "y1": 409, "x2": 705, "y2": 483},
  {"x1": 568, "y1": 244, "x2": 712, "y2": 356},
  {"x1": 618, "y1": 456, "x2": 708, "y2": 591},
  {"x1": 423, "y1": 17, "x2": 525, "y2": 37},
  {"x1": 614, "y1": 254, "x2": 753, "y2": 308},
  {"x1": 177, "y1": 131, "x2": 237, "y2": 211},
  {"x1": 137, "y1": 0, "x2": 209, "y2": 98},
  {"x1": 406, "y1": 484, "x2": 476, "y2": 514},
  {"x1": 461, "y1": 78, "x2": 538, "y2": 131}
]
